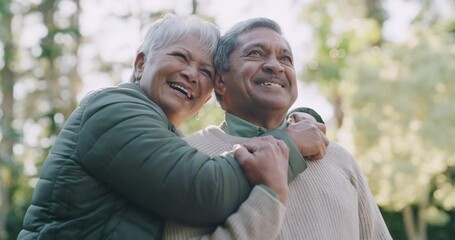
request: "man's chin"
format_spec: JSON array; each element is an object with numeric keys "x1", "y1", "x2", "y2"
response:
[{"x1": 256, "y1": 99, "x2": 293, "y2": 109}]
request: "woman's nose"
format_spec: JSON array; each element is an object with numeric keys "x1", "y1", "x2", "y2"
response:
[{"x1": 181, "y1": 64, "x2": 198, "y2": 83}]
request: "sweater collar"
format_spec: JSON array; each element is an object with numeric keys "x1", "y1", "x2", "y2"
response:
[{"x1": 220, "y1": 112, "x2": 287, "y2": 137}]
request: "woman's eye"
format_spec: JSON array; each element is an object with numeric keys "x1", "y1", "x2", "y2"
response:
[
  {"x1": 200, "y1": 69, "x2": 212, "y2": 78},
  {"x1": 171, "y1": 52, "x2": 188, "y2": 61}
]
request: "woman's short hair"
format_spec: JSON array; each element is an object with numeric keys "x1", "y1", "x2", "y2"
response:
[{"x1": 137, "y1": 13, "x2": 220, "y2": 63}]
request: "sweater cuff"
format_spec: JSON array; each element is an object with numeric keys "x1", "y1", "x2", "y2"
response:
[{"x1": 258, "y1": 184, "x2": 279, "y2": 200}]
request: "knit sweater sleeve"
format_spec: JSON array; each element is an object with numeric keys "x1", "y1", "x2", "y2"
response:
[
  {"x1": 198, "y1": 186, "x2": 285, "y2": 240},
  {"x1": 353, "y1": 160, "x2": 393, "y2": 239},
  {"x1": 163, "y1": 186, "x2": 285, "y2": 240},
  {"x1": 334, "y1": 142, "x2": 391, "y2": 239}
]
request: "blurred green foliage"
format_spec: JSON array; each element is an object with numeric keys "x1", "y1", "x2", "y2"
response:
[
  {"x1": 300, "y1": 0, "x2": 455, "y2": 239},
  {"x1": 179, "y1": 99, "x2": 225, "y2": 135}
]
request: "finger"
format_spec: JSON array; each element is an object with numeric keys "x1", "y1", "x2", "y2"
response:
[
  {"x1": 307, "y1": 152, "x2": 324, "y2": 161},
  {"x1": 308, "y1": 134, "x2": 327, "y2": 161},
  {"x1": 309, "y1": 141, "x2": 325, "y2": 160},
  {"x1": 317, "y1": 132, "x2": 327, "y2": 156},
  {"x1": 295, "y1": 113, "x2": 316, "y2": 123},
  {"x1": 233, "y1": 144, "x2": 252, "y2": 164},
  {"x1": 240, "y1": 140, "x2": 260, "y2": 154},
  {"x1": 315, "y1": 122, "x2": 326, "y2": 134},
  {"x1": 258, "y1": 136, "x2": 280, "y2": 150},
  {"x1": 260, "y1": 135, "x2": 276, "y2": 142},
  {"x1": 322, "y1": 134, "x2": 329, "y2": 147},
  {"x1": 275, "y1": 139, "x2": 289, "y2": 159},
  {"x1": 287, "y1": 113, "x2": 297, "y2": 125},
  {"x1": 316, "y1": 129, "x2": 329, "y2": 148}
]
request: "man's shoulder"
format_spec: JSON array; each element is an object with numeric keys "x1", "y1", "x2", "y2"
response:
[
  {"x1": 183, "y1": 125, "x2": 249, "y2": 156},
  {"x1": 325, "y1": 141, "x2": 354, "y2": 160},
  {"x1": 185, "y1": 125, "x2": 225, "y2": 139},
  {"x1": 323, "y1": 141, "x2": 361, "y2": 172},
  {"x1": 182, "y1": 125, "x2": 220, "y2": 145}
]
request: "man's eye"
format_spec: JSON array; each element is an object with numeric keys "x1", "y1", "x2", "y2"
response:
[
  {"x1": 281, "y1": 56, "x2": 293, "y2": 64},
  {"x1": 248, "y1": 50, "x2": 262, "y2": 56}
]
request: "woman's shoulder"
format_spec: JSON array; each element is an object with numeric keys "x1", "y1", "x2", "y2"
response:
[
  {"x1": 81, "y1": 82, "x2": 148, "y2": 104},
  {"x1": 78, "y1": 82, "x2": 168, "y2": 125}
]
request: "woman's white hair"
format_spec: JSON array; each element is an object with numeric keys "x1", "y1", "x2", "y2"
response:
[{"x1": 137, "y1": 13, "x2": 220, "y2": 61}]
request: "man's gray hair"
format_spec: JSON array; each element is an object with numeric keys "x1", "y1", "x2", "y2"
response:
[{"x1": 131, "y1": 13, "x2": 220, "y2": 82}]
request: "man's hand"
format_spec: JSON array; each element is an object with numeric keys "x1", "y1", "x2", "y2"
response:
[
  {"x1": 285, "y1": 113, "x2": 329, "y2": 160},
  {"x1": 233, "y1": 136, "x2": 289, "y2": 203},
  {"x1": 288, "y1": 112, "x2": 326, "y2": 134}
]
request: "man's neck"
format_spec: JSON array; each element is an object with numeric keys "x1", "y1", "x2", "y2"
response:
[{"x1": 226, "y1": 110, "x2": 287, "y2": 130}]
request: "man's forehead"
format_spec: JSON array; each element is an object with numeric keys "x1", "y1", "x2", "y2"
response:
[{"x1": 236, "y1": 28, "x2": 290, "y2": 51}]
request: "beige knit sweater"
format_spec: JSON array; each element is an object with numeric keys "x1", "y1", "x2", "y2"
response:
[{"x1": 163, "y1": 126, "x2": 392, "y2": 240}]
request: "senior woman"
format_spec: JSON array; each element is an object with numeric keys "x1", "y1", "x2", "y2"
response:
[{"x1": 18, "y1": 14, "x2": 310, "y2": 240}]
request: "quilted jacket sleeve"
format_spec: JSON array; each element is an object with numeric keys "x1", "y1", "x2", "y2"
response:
[{"x1": 73, "y1": 84, "x2": 305, "y2": 227}]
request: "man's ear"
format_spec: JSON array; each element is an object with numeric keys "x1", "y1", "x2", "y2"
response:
[{"x1": 214, "y1": 73, "x2": 226, "y2": 96}]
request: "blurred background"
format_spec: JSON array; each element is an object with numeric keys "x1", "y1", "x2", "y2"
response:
[{"x1": 1, "y1": 0, "x2": 455, "y2": 239}]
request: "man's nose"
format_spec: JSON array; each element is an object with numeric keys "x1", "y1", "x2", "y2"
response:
[{"x1": 262, "y1": 57, "x2": 285, "y2": 73}]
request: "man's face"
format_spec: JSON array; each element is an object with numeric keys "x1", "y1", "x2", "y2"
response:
[{"x1": 215, "y1": 27, "x2": 298, "y2": 120}]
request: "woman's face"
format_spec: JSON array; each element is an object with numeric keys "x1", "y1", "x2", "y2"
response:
[{"x1": 135, "y1": 34, "x2": 214, "y2": 127}]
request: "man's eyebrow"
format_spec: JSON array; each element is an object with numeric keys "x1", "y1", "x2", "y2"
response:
[
  {"x1": 243, "y1": 43, "x2": 265, "y2": 49},
  {"x1": 241, "y1": 43, "x2": 265, "y2": 53},
  {"x1": 283, "y1": 48, "x2": 293, "y2": 56},
  {"x1": 242, "y1": 42, "x2": 292, "y2": 54}
]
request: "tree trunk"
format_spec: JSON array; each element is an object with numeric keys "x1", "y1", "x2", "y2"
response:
[
  {"x1": 0, "y1": 3, "x2": 16, "y2": 238},
  {"x1": 192, "y1": 0, "x2": 198, "y2": 14},
  {"x1": 364, "y1": 0, "x2": 385, "y2": 45},
  {"x1": 332, "y1": 87, "x2": 344, "y2": 129},
  {"x1": 403, "y1": 199, "x2": 429, "y2": 240},
  {"x1": 403, "y1": 205, "x2": 418, "y2": 240},
  {"x1": 66, "y1": 0, "x2": 82, "y2": 113},
  {"x1": 417, "y1": 187, "x2": 429, "y2": 240}
]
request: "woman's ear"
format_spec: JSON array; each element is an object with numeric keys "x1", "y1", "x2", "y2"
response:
[
  {"x1": 134, "y1": 52, "x2": 145, "y2": 70},
  {"x1": 214, "y1": 73, "x2": 226, "y2": 97},
  {"x1": 133, "y1": 53, "x2": 145, "y2": 80}
]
